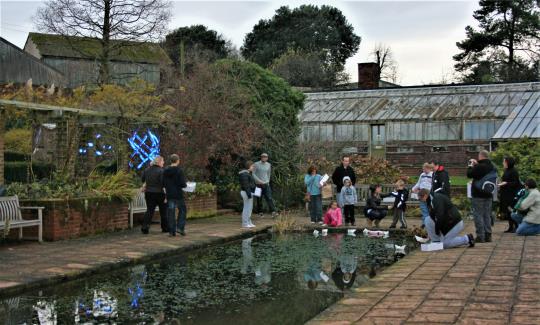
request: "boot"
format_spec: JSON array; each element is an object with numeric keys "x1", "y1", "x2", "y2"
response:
[
  {"x1": 504, "y1": 219, "x2": 515, "y2": 233},
  {"x1": 485, "y1": 233, "x2": 492, "y2": 242}
]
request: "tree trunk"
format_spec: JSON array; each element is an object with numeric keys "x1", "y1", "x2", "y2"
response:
[{"x1": 99, "y1": 0, "x2": 112, "y2": 85}]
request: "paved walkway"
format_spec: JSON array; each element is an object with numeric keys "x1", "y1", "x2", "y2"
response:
[
  {"x1": 307, "y1": 221, "x2": 540, "y2": 325},
  {"x1": 0, "y1": 214, "x2": 277, "y2": 296}
]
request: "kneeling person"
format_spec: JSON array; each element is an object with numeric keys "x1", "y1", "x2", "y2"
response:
[{"x1": 418, "y1": 189, "x2": 474, "y2": 248}]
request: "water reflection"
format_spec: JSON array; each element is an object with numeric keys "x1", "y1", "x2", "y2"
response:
[{"x1": 1, "y1": 232, "x2": 416, "y2": 324}]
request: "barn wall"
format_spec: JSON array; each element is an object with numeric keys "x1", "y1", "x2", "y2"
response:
[
  {"x1": 43, "y1": 57, "x2": 161, "y2": 87},
  {"x1": 0, "y1": 39, "x2": 65, "y2": 86}
]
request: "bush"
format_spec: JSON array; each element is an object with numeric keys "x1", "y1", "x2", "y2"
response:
[
  {"x1": 4, "y1": 128, "x2": 32, "y2": 154},
  {"x1": 491, "y1": 137, "x2": 540, "y2": 181},
  {"x1": 5, "y1": 151, "x2": 29, "y2": 162},
  {"x1": 5, "y1": 161, "x2": 55, "y2": 183}
]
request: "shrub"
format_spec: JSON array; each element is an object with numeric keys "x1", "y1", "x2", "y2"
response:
[
  {"x1": 491, "y1": 137, "x2": 540, "y2": 181},
  {"x1": 4, "y1": 128, "x2": 32, "y2": 154},
  {"x1": 5, "y1": 161, "x2": 55, "y2": 183}
]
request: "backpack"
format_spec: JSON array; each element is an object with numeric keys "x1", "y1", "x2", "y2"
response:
[{"x1": 473, "y1": 169, "x2": 498, "y2": 195}]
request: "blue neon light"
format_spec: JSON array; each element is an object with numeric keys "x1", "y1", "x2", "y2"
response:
[{"x1": 128, "y1": 129, "x2": 160, "y2": 170}]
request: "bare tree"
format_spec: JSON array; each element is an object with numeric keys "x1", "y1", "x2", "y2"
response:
[
  {"x1": 36, "y1": 0, "x2": 172, "y2": 84},
  {"x1": 371, "y1": 43, "x2": 399, "y2": 84}
]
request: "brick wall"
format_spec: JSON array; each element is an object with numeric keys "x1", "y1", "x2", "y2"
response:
[
  {"x1": 140, "y1": 193, "x2": 219, "y2": 225},
  {"x1": 19, "y1": 197, "x2": 129, "y2": 241}
]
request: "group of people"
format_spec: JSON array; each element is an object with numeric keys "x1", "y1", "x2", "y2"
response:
[
  {"x1": 303, "y1": 150, "x2": 540, "y2": 250},
  {"x1": 141, "y1": 155, "x2": 188, "y2": 237}
]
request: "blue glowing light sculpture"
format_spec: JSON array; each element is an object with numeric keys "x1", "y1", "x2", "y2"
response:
[{"x1": 128, "y1": 129, "x2": 160, "y2": 170}]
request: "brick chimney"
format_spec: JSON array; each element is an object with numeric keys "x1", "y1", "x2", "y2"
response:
[{"x1": 358, "y1": 62, "x2": 380, "y2": 89}]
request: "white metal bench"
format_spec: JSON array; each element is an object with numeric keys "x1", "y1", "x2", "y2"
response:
[
  {"x1": 128, "y1": 191, "x2": 159, "y2": 229},
  {"x1": 0, "y1": 195, "x2": 44, "y2": 242}
]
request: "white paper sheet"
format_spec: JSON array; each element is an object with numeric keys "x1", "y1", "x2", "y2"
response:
[
  {"x1": 252, "y1": 187, "x2": 262, "y2": 197},
  {"x1": 467, "y1": 182, "x2": 472, "y2": 198},
  {"x1": 183, "y1": 182, "x2": 197, "y2": 192},
  {"x1": 319, "y1": 174, "x2": 329, "y2": 186}
]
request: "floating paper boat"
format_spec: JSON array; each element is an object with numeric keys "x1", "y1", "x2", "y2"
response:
[
  {"x1": 394, "y1": 245, "x2": 407, "y2": 255},
  {"x1": 313, "y1": 230, "x2": 319, "y2": 237},
  {"x1": 321, "y1": 229, "x2": 328, "y2": 236},
  {"x1": 347, "y1": 229, "x2": 356, "y2": 236},
  {"x1": 415, "y1": 235, "x2": 429, "y2": 243},
  {"x1": 363, "y1": 228, "x2": 389, "y2": 238}
]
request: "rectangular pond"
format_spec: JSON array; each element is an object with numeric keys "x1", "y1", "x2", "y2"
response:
[{"x1": 1, "y1": 231, "x2": 417, "y2": 324}]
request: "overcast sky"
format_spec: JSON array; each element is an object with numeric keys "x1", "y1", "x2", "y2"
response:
[{"x1": 0, "y1": 0, "x2": 479, "y2": 85}]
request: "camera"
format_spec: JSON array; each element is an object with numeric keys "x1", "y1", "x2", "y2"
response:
[{"x1": 468, "y1": 159, "x2": 475, "y2": 167}]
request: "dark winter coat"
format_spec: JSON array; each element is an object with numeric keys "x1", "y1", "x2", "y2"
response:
[
  {"x1": 429, "y1": 192, "x2": 462, "y2": 236},
  {"x1": 384, "y1": 188, "x2": 409, "y2": 211},
  {"x1": 331, "y1": 164, "x2": 356, "y2": 193},
  {"x1": 163, "y1": 166, "x2": 187, "y2": 200},
  {"x1": 365, "y1": 194, "x2": 389, "y2": 213},
  {"x1": 239, "y1": 170, "x2": 256, "y2": 198},
  {"x1": 432, "y1": 166, "x2": 450, "y2": 197},
  {"x1": 499, "y1": 167, "x2": 521, "y2": 213},
  {"x1": 467, "y1": 159, "x2": 496, "y2": 199},
  {"x1": 141, "y1": 165, "x2": 164, "y2": 193}
]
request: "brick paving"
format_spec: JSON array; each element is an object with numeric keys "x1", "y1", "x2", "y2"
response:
[{"x1": 307, "y1": 221, "x2": 540, "y2": 325}]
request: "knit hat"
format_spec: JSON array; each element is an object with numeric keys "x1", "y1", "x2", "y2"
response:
[{"x1": 342, "y1": 176, "x2": 351, "y2": 183}]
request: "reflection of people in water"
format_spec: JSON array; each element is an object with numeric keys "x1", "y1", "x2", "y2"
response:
[
  {"x1": 332, "y1": 254, "x2": 358, "y2": 290},
  {"x1": 241, "y1": 237, "x2": 271, "y2": 285},
  {"x1": 304, "y1": 259, "x2": 330, "y2": 290}
]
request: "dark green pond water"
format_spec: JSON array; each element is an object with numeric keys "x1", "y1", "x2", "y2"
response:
[{"x1": 1, "y1": 232, "x2": 416, "y2": 324}]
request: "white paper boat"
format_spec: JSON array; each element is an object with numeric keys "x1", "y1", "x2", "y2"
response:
[
  {"x1": 321, "y1": 229, "x2": 328, "y2": 236},
  {"x1": 394, "y1": 245, "x2": 407, "y2": 255},
  {"x1": 347, "y1": 229, "x2": 356, "y2": 236},
  {"x1": 313, "y1": 230, "x2": 319, "y2": 237},
  {"x1": 415, "y1": 235, "x2": 429, "y2": 243}
]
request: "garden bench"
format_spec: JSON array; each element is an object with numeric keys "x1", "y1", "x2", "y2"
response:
[
  {"x1": 322, "y1": 184, "x2": 421, "y2": 208},
  {"x1": 0, "y1": 195, "x2": 44, "y2": 242},
  {"x1": 128, "y1": 191, "x2": 159, "y2": 229}
]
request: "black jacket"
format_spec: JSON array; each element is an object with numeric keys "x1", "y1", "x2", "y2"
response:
[
  {"x1": 432, "y1": 166, "x2": 450, "y2": 197},
  {"x1": 429, "y1": 192, "x2": 462, "y2": 236},
  {"x1": 365, "y1": 194, "x2": 389, "y2": 213},
  {"x1": 499, "y1": 167, "x2": 521, "y2": 210},
  {"x1": 467, "y1": 159, "x2": 496, "y2": 199},
  {"x1": 384, "y1": 188, "x2": 409, "y2": 211},
  {"x1": 141, "y1": 165, "x2": 164, "y2": 193},
  {"x1": 331, "y1": 164, "x2": 356, "y2": 193},
  {"x1": 163, "y1": 166, "x2": 187, "y2": 200},
  {"x1": 239, "y1": 170, "x2": 256, "y2": 198}
]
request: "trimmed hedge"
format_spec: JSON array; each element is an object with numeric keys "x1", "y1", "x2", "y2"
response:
[
  {"x1": 5, "y1": 151, "x2": 30, "y2": 162},
  {"x1": 5, "y1": 162, "x2": 55, "y2": 183}
]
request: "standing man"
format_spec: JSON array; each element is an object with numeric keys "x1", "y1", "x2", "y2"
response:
[
  {"x1": 141, "y1": 156, "x2": 167, "y2": 234},
  {"x1": 163, "y1": 154, "x2": 188, "y2": 237},
  {"x1": 412, "y1": 163, "x2": 434, "y2": 228},
  {"x1": 430, "y1": 160, "x2": 451, "y2": 197},
  {"x1": 331, "y1": 156, "x2": 357, "y2": 208},
  {"x1": 467, "y1": 150, "x2": 497, "y2": 243},
  {"x1": 253, "y1": 153, "x2": 278, "y2": 217}
]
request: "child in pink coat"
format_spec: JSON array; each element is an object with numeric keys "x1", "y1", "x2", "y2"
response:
[{"x1": 323, "y1": 201, "x2": 343, "y2": 227}]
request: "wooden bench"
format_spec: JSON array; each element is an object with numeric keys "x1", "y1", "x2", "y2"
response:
[
  {"x1": 0, "y1": 195, "x2": 44, "y2": 242},
  {"x1": 322, "y1": 184, "x2": 421, "y2": 208},
  {"x1": 128, "y1": 191, "x2": 161, "y2": 229}
]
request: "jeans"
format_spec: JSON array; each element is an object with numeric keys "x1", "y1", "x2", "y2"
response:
[
  {"x1": 419, "y1": 201, "x2": 430, "y2": 225},
  {"x1": 167, "y1": 197, "x2": 187, "y2": 235},
  {"x1": 511, "y1": 212, "x2": 540, "y2": 236},
  {"x1": 471, "y1": 197, "x2": 492, "y2": 240},
  {"x1": 142, "y1": 192, "x2": 167, "y2": 231},
  {"x1": 240, "y1": 191, "x2": 254, "y2": 227},
  {"x1": 256, "y1": 184, "x2": 276, "y2": 213},
  {"x1": 425, "y1": 218, "x2": 469, "y2": 248},
  {"x1": 308, "y1": 194, "x2": 323, "y2": 222}
]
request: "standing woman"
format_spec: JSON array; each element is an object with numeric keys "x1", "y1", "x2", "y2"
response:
[
  {"x1": 305, "y1": 165, "x2": 323, "y2": 224},
  {"x1": 239, "y1": 161, "x2": 257, "y2": 228},
  {"x1": 498, "y1": 157, "x2": 521, "y2": 233}
]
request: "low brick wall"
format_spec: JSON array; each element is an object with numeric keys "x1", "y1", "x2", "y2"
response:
[
  {"x1": 18, "y1": 197, "x2": 129, "y2": 241},
  {"x1": 141, "y1": 192, "x2": 219, "y2": 225}
]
